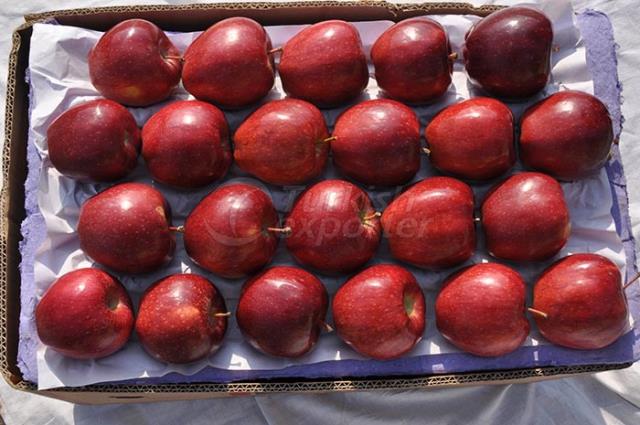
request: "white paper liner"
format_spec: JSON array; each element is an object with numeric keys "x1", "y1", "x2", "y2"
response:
[{"x1": 25, "y1": 0, "x2": 629, "y2": 389}]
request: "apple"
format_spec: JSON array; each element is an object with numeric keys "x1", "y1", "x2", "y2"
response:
[
  {"x1": 278, "y1": 20, "x2": 369, "y2": 107},
  {"x1": 233, "y1": 99, "x2": 329, "y2": 185},
  {"x1": 381, "y1": 176, "x2": 475, "y2": 268},
  {"x1": 78, "y1": 182, "x2": 175, "y2": 273},
  {"x1": 531, "y1": 253, "x2": 628, "y2": 350},
  {"x1": 435, "y1": 263, "x2": 530, "y2": 357},
  {"x1": 520, "y1": 90, "x2": 614, "y2": 180},
  {"x1": 332, "y1": 264, "x2": 425, "y2": 360},
  {"x1": 481, "y1": 172, "x2": 570, "y2": 262},
  {"x1": 371, "y1": 17, "x2": 453, "y2": 103},
  {"x1": 283, "y1": 179, "x2": 381, "y2": 274},
  {"x1": 182, "y1": 17, "x2": 275, "y2": 108},
  {"x1": 184, "y1": 183, "x2": 279, "y2": 278},
  {"x1": 236, "y1": 266, "x2": 328, "y2": 358},
  {"x1": 88, "y1": 19, "x2": 182, "y2": 106},
  {"x1": 332, "y1": 99, "x2": 421, "y2": 186},
  {"x1": 425, "y1": 97, "x2": 515, "y2": 180},
  {"x1": 136, "y1": 273, "x2": 228, "y2": 363},
  {"x1": 463, "y1": 7, "x2": 553, "y2": 99},
  {"x1": 142, "y1": 100, "x2": 231, "y2": 188},
  {"x1": 35, "y1": 268, "x2": 133, "y2": 359},
  {"x1": 47, "y1": 99, "x2": 140, "y2": 182}
]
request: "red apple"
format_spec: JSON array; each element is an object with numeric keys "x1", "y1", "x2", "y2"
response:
[
  {"x1": 136, "y1": 273, "x2": 228, "y2": 363},
  {"x1": 520, "y1": 91, "x2": 614, "y2": 180},
  {"x1": 233, "y1": 99, "x2": 329, "y2": 185},
  {"x1": 332, "y1": 99, "x2": 421, "y2": 186},
  {"x1": 425, "y1": 97, "x2": 515, "y2": 180},
  {"x1": 236, "y1": 266, "x2": 328, "y2": 358},
  {"x1": 481, "y1": 172, "x2": 570, "y2": 262},
  {"x1": 47, "y1": 99, "x2": 140, "y2": 182},
  {"x1": 333, "y1": 264, "x2": 425, "y2": 360},
  {"x1": 284, "y1": 179, "x2": 381, "y2": 274},
  {"x1": 142, "y1": 100, "x2": 231, "y2": 188},
  {"x1": 531, "y1": 253, "x2": 628, "y2": 350},
  {"x1": 35, "y1": 268, "x2": 133, "y2": 359},
  {"x1": 184, "y1": 183, "x2": 279, "y2": 278},
  {"x1": 88, "y1": 19, "x2": 182, "y2": 106},
  {"x1": 78, "y1": 183, "x2": 175, "y2": 273},
  {"x1": 279, "y1": 20, "x2": 369, "y2": 107},
  {"x1": 371, "y1": 18, "x2": 453, "y2": 103},
  {"x1": 381, "y1": 177, "x2": 475, "y2": 269},
  {"x1": 182, "y1": 17, "x2": 275, "y2": 108},
  {"x1": 463, "y1": 7, "x2": 553, "y2": 99},
  {"x1": 435, "y1": 263, "x2": 529, "y2": 357}
]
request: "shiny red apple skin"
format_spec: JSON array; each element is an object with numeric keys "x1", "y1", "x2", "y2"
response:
[
  {"x1": 382, "y1": 177, "x2": 475, "y2": 269},
  {"x1": 35, "y1": 268, "x2": 134, "y2": 360},
  {"x1": 279, "y1": 20, "x2": 369, "y2": 107},
  {"x1": 136, "y1": 274, "x2": 228, "y2": 364},
  {"x1": 371, "y1": 18, "x2": 453, "y2": 103},
  {"x1": 333, "y1": 264, "x2": 425, "y2": 360},
  {"x1": 47, "y1": 99, "x2": 140, "y2": 182},
  {"x1": 481, "y1": 172, "x2": 570, "y2": 262},
  {"x1": 184, "y1": 183, "x2": 279, "y2": 279},
  {"x1": 88, "y1": 19, "x2": 182, "y2": 106},
  {"x1": 142, "y1": 100, "x2": 231, "y2": 188},
  {"x1": 182, "y1": 17, "x2": 275, "y2": 108},
  {"x1": 236, "y1": 266, "x2": 328, "y2": 358},
  {"x1": 520, "y1": 91, "x2": 614, "y2": 181},
  {"x1": 532, "y1": 253, "x2": 628, "y2": 350},
  {"x1": 234, "y1": 99, "x2": 329, "y2": 185},
  {"x1": 285, "y1": 179, "x2": 381, "y2": 274},
  {"x1": 426, "y1": 97, "x2": 515, "y2": 180},
  {"x1": 332, "y1": 99, "x2": 421, "y2": 186},
  {"x1": 463, "y1": 7, "x2": 553, "y2": 99},
  {"x1": 435, "y1": 263, "x2": 530, "y2": 357},
  {"x1": 78, "y1": 183, "x2": 175, "y2": 274}
]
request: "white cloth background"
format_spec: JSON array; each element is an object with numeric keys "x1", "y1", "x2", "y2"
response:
[{"x1": 1, "y1": 0, "x2": 639, "y2": 423}]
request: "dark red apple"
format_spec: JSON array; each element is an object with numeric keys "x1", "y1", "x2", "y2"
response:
[
  {"x1": 35, "y1": 268, "x2": 133, "y2": 359},
  {"x1": 520, "y1": 90, "x2": 614, "y2": 180},
  {"x1": 88, "y1": 19, "x2": 182, "y2": 106},
  {"x1": 381, "y1": 177, "x2": 475, "y2": 269},
  {"x1": 78, "y1": 183, "x2": 175, "y2": 273},
  {"x1": 236, "y1": 266, "x2": 328, "y2": 358},
  {"x1": 233, "y1": 99, "x2": 329, "y2": 185},
  {"x1": 531, "y1": 253, "x2": 628, "y2": 350},
  {"x1": 136, "y1": 273, "x2": 228, "y2": 363},
  {"x1": 182, "y1": 17, "x2": 275, "y2": 108},
  {"x1": 279, "y1": 20, "x2": 369, "y2": 107},
  {"x1": 425, "y1": 97, "x2": 515, "y2": 180},
  {"x1": 435, "y1": 263, "x2": 529, "y2": 357},
  {"x1": 371, "y1": 18, "x2": 453, "y2": 103},
  {"x1": 283, "y1": 179, "x2": 381, "y2": 274},
  {"x1": 332, "y1": 99, "x2": 421, "y2": 186},
  {"x1": 463, "y1": 7, "x2": 553, "y2": 99},
  {"x1": 142, "y1": 100, "x2": 231, "y2": 188},
  {"x1": 481, "y1": 172, "x2": 570, "y2": 262},
  {"x1": 333, "y1": 264, "x2": 425, "y2": 360},
  {"x1": 47, "y1": 99, "x2": 140, "y2": 182},
  {"x1": 184, "y1": 183, "x2": 279, "y2": 278}
]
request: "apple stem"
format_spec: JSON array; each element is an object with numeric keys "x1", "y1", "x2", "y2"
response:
[
  {"x1": 322, "y1": 322, "x2": 334, "y2": 333},
  {"x1": 268, "y1": 47, "x2": 283, "y2": 55},
  {"x1": 527, "y1": 307, "x2": 548, "y2": 319},
  {"x1": 422, "y1": 147, "x2": 431, "y2": 156},
  {"x1": 267, "y1": 226, "x2": 292, "y2": 235},
  {"x1": 623, "y1": 271, "x2": 640, "y2": 290},
  {"x1": 321, "y1": 136, "x2": 337, "y2": 143},
  {"x1": 363, "y1": 211, "x2": 381, "y2": 221},
  {"x1": 169, "y1": 225, "x2": 184, "y2": 233},
  {"x1": 448, "y1": 52, "x2": 458, "y2": 61},
  {"x1": 213, "y1": 312, "x2": 231, "y2": 318}
]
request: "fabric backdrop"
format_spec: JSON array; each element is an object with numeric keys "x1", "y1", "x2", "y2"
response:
[{"x1": 1, "y1": 0, "x2": 639, "y2": 424}]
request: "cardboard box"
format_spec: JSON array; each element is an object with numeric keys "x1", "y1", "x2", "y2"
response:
[{"x1": 0, "y1": 1, "x2": 632, "y2": 404}]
